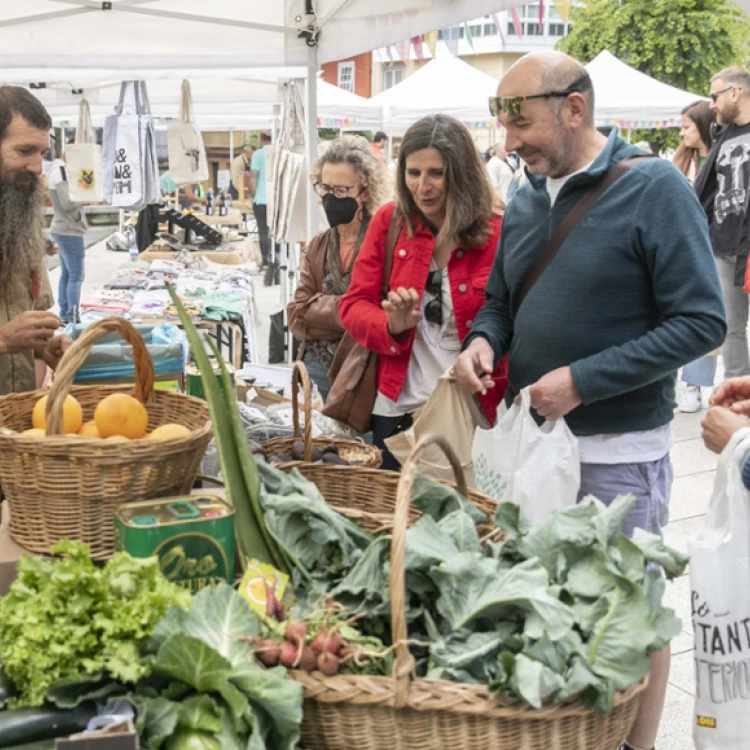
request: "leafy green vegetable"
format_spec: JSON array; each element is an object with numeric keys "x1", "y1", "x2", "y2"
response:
[{"x1": 0, "y1": 540, "x2": 190, "y2": 707}]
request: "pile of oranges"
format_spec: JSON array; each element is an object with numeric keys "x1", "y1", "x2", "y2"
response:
[{"x1": 23, "y1": 393, "x2": 191, "y2": 441}]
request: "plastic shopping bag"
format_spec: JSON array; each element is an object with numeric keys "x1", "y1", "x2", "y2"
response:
[
  {"x1": 690, "y1": 427, "x2": 750, "y2": 749},
  {"x1": 167, "y1": 80, "x2": 209, "y2": 185},
  {"x1": 66, "y1": 99, "x2": 103, "y2": 203},
  {"x1": 472, "y1": 386, "x2": 580, "y2": 524}
]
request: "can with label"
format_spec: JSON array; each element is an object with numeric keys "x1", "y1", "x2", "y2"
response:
[
  {"x1": 114, "y1": 494, "x2": 235, "y2": 593},
  {"x1": 186, "y1": 362, "x2": 235, "y2": 401}
]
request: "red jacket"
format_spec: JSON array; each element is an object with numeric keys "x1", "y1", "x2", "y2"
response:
[{"x1": 339, "y1": 202, "x2": 508, "y2": 424}]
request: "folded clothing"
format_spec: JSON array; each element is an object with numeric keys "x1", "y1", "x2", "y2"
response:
[{"x1": 201, "y1": 291, "x2": 244, "y2": 321}]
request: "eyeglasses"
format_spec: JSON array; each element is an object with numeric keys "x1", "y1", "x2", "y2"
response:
[
  {"x1": 313, "y1": 182, "x2": 360, "y2": 199},
  {"x1": 424, "y1": 269, "x2": 443, "y2": 326},
  {"x1": 710, "y1": 86, "x2": 737, "y2": 102},
  {"x1": 489, "y1": 73, "x2": 591, "y2": 118}
]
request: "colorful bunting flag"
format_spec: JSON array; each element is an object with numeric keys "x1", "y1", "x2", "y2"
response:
[
  {"x1": 539, "y1": 0, "x2": 545, "y2": 29},
  {"x1": 464, "y1": 22, "x2": 475, "y2": 53},
  {"x1": 395, "y1": 39, "x2": 411, "y2": 65},
  {"x1": 443, "y1": 26, "x2": 460, "y2": 57},
  {"x1": 385, "y1": 45, "x2": 393, "y2": 65},
  {"x1": 511, "y1": 7, "x2": 523, "y2": 39},
  {"x1": 412, "y1": 35, "x2": 425, "y2": 63},
  {"x1": 491, "y1": 13, "x2": 506, "y2": 48},
  {"x1": 424, "y1": 30, "x2": 438, "y2": 58},
  {"x1": 553, "y1": 0, "x2": 573, "y2": 22}
]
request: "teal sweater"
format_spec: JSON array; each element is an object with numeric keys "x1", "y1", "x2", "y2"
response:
[{"x1": 466, "y1": 129, "x2": 727, "y2": 436}]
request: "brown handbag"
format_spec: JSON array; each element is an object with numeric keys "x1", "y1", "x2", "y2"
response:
[{"x1": 322, "y1": 214, "x2": 400, "y2": 433}]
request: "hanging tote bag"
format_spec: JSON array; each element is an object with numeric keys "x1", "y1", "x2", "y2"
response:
[
  {"x1": 472, "y1": 387, "x2": 580, "y2": 525},
  {"x1": 690, "y1": 427, "x2": 750, "y2": 749},
  {"x1": 167, "y1": 80, "x2": 209, "y2": 186},
  {"x1": 66, "y1": 99, "x2": 103, "y2": 203},
  {"x1": 137, "y1": 82, "x2": 161, "y2": 206}
]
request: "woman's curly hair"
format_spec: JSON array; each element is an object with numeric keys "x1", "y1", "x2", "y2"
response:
[{"x1": 310, "y1": 135, "x2": 389, "y2": 217}]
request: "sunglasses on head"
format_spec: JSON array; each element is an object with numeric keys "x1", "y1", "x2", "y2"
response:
[
  {"x1": 424, "y1": 269, "x2": 443, "y2": 326},
  {"x1": 489, "y1": 72, "x2": 592, "y2": 118}
]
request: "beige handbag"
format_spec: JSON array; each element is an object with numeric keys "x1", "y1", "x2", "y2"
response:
[{"x1": 385, "y1": 373, "x2": 489, "y2": 485}]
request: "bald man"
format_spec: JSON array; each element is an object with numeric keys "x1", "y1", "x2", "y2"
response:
[{"x1": 454, "y1": 51, "x2": 726, "y2": 750}]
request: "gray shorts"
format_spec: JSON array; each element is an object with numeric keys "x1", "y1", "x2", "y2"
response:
[{"x1": 577, "y1": 455, "x2": 673, "y2": 538}]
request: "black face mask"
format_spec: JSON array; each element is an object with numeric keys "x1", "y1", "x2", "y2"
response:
[{"x1": 322, "y1": 193, "x2": 359, "y2": 227}]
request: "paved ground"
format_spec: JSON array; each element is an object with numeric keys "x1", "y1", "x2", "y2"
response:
[{"x1": 63, "y1": 235, "x2": 714, "y2": 749}]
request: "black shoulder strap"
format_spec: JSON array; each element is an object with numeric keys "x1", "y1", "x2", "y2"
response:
[{"x1": 516, "y1": 153, "x2": 655, "y2": 312}]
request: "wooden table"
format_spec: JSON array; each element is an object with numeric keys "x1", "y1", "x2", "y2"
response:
[{"x1": 139, "y1": 238, "x2": 256, "y2": 266}]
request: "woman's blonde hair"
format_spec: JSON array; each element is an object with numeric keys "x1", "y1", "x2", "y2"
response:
[
  {"x1": 395, "y1": 114, "x2": 493, "y2": 248},
  {"x1": 310, "y1": 135, "x2": 389, "y2": 217}
]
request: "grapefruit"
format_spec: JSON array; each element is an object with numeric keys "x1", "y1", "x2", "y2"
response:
[
  {"x1": 21, "y1": 428, "x2": 46, "y2": 437},
  {"x1": 32, "y1": 394, "x2": 82, "y2": 435},
  {"x1": 147, "y1": 423, "x2": 191, "y2": 440},
  {"x1": 94, "y1": 394, "x2": 148, "y2": 439},
  {"x1": 106, "y1": 435, "x2": 130, "y2": 442},
  {"x1": 77, "y1": 420, "x2": 101, "y2": 438}
]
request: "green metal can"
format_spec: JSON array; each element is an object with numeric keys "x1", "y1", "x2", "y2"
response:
[
  {"x1": 114, "y1": 494, "x2": 235, "y2": 594},
  {"x1": 186, "y1": 362, "x2": 234, "y2": 401}
]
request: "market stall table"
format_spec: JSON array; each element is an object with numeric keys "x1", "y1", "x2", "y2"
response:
[{"x1": 139, "y1": 238, "x2": 257, "y2": 266}]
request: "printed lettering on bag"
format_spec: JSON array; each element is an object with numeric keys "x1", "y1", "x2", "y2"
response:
[
  {"x1": 77, "y1": 168, "x2": 95, "y2": 192},
  {"x1": 114, "y1": 148, "x2": 132, "y2": 195}
]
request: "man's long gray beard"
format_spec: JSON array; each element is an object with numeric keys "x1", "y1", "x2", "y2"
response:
[{"x1": 0, "y1": 179, "x2": 44, "y2": 300}]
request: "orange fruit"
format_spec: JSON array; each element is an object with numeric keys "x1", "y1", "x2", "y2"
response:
[
  {"x1": 105, "y1": 435, "x2": 130, "y2": 442},
  {"x1": 147, "y1": 423, "x2": 191, "y2": 440},
  {"x1": 77, "y1": 421, "x2": 101, "y2": 438},
  {"x1": 32, "y1": 394, "x2": 82, "y2": 435},
  {"x1": 94, "y1": 394, "x2": 148, "y2": 439},
  {"x1": 21, "y1": 428, "x2": 46, "y2": 437}
]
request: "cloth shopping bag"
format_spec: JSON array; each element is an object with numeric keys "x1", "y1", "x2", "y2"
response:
[
  {"x1": 102, "y1": 81, "x2": 160, "y2": 210},
  {"x1": 690, "y1": 427, "x2": 750, "y2": 749},
  {"x1": 66, "y1": 99, "x2": 103, "y2": 203},
  {"x1": 385, "y1": 373, "x2": 488, "y2": 485},
  {"x1": 472, "y1": 387, "x2": 580, "y2": 524},
  {"x1": 167, "y1": 80, "x2": 209, "y2": 185}
]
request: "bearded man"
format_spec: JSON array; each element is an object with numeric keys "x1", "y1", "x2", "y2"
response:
[{"x1": 0, "y1": 86, "x2": 70, "y2": 395}]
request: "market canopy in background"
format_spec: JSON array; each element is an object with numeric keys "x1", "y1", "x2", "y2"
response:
[
  {"x1": 371, "y1": 51, "x2": 499, "y2": 134},
  {"x1": 586, "y1": 50, "x2": 706, "y2": 129}
]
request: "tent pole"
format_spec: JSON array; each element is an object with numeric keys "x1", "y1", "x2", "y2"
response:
[
  {"x1": 229, "y1": 128, "x2": 234, "y2": 163},
  {"x1": 306, "y1": 45, "x2": 319, "y2": 241}
]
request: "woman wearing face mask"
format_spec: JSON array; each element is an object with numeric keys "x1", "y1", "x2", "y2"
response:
[
  {"x1": 673, "y1": 100, "x2": 719, "y2": 413},
  {"x1": 339, "y1": 115, "x2": 508, "y2": 469},
  {"x1": 288, "y1": 136, "x2": 388, "y2": 400}
]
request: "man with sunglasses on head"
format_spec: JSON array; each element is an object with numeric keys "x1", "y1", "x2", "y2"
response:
[
  {"x1": 695, "y1": 67, "x2": 750, "y2": 380},
  {"x1": 453, "y1": 51, "x2": 726, "y2": 750}
]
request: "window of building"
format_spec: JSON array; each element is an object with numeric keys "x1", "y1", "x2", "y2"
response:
[
  {"x1": 469, "y1": 23, "x2": 483, "y2": 37},
  {"x1": 338, "y1": 62, "x2": 354, "y2": 93},
  {"x1": 549, "y1": 22, "x2": 565, "y2": 36},
  {"x1": 483, "y1": 22, "x2": 498, "y2": 36},
  {"x1": 384, "y1": 68, "x2": 403, "y2": 90},
  {"x1": 505, "y1": 4, "x2": 573, "y2": 37}
]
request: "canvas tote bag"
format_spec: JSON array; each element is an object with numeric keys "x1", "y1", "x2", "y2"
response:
[
  {"x1": 66, "y1": 99, "x2": 103, "y2": 203},
  {"x1": 167, "y1": 80, "x2": 209, "y2": 185}
]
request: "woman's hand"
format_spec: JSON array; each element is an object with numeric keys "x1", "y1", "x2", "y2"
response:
[
  {"x1": 382, "y1": 287, "x2": 422, "y2": 336},
  {"x1": 701, "y1": 406, "x2": 750, "y2": 454},
  {"x1": 711, "y1": 376, "x2": 750, "y2": 414}
]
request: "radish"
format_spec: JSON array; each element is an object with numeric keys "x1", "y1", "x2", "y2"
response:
[
  {"x1": 298, "y1": 646, "x2": 317, "y2": 672},
  {"x1": 317, "y1": 652, "x2": 339, "y2": 676},
  {"x1": 311, "y1": 630, "x2": 343, "y2": 655},
  {"x1": 279, "y1": 640, "x2": 298, "y2": 668},
  {"x1": 257, "y1": 639, "x2": 280, "y2": 667},
  {"x1": 274, "y1": 598, "x2": 285, "y2": 621},
  {"x1": 285, "y1": 620, "x2": 306, "y2": 644}
]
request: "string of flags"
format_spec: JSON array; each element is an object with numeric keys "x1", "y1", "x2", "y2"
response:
[
  {"x1": 609, "y1": 118, "x2": 681, "y2": 129},
  {"x1": 317, "y1": 117, "x2": 354, "y2": 127}
]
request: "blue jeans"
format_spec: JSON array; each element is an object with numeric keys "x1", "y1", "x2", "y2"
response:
[
  {"x1": 302, "y1": 353, "x2": 331, "y2": 402},
  {"x1": 681, "y1": 355, "x2": 718, "y2": 387},
  {"x1": 52, "y1": 233, "x2": 85, "y2": 323}
]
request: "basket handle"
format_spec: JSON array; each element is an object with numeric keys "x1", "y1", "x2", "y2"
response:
[
  {"x1": 390, "y1": 434, "x2": 468, "y2": 708},
  {"x1": 290, "y1": 361, "x2": 313, "y2": 462},
  {"x1": 46, "y1": 318, "x2": 156, "y2": 435}
]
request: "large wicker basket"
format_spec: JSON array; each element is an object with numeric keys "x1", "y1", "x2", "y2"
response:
[
  {"x1": 0, "y1": 317, "x2": 212, "y2": 560},
  {"x1": 261, "y1": 361, "x2": 381, "y2": 469},
  {"x1": 289, "y1": 435, "x2": 646, "y2": 750}
]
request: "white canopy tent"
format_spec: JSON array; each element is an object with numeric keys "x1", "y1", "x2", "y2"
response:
[
  {"x1": 586, "y1": 50, "x2": 706, "y2": 129},
  {"x1": 371, "y1": 50, "x2": 499, "y2": 134}
]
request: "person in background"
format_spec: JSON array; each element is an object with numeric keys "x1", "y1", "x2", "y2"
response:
[
  {"x1": 370, "y1": 131, "x2": 387, "y2": 163},
  {"x1": 229, "y1": 142, "x2": 255, "y2": 200},
  {"x1": 674, "y1": 100, "x2": 720, "y2": 412},
  {"x1": 249, "y1": 131, "x2": 275, "y2": 285},
  {"x1": 287, "y1": 136, "x2": 388, "y2": 400},
  {"x1": 695, "y1": 67, "x2": 750, "y2": 380},
  {"x1": 0, "y1": 86, "x2": 71, "y2": 395},
  {"x1": 48, "y1": 147, "x2": 88, "y2": 325},
  {"x1": 452, "y1": 51, "x2": 726, "y2": 750},
  {"x1": 486, "y1": 142, "x2": 515, "y2": 205},
  {"x1": 339, "y1": 114, "x2": 507, "y2": 469},
  {"x1": 159, "y1": 170, "x2": 206, "y2": 209}
]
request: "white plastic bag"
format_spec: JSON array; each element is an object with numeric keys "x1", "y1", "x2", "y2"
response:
[
  {"x1": 66, "y1": 99, "x2": 103, "y2": 203},
  {"x1": 472, "y1": 387, "x2": 580, "y2": 524},
  {"x1": 167, "y1": 80, "x2": 209, "y2": 185},
  {"x1": 690, "y1": 427, "x2": 750, "y2": 749}
]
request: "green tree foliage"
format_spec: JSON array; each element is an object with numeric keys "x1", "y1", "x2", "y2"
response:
[{"x1": 558, "y1": 0, "x2": 750, "y2": 149}]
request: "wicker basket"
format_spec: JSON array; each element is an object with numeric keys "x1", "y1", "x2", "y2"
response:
[
  {"x1": 261, "y1": 361, "x2": 381, "y2": 469},
  {"x1": 0, "y1": 317, "x2": 212, "y2": 560},
  {"x1": 289, "y1": 435, "x2": 646, "y2": 750}
]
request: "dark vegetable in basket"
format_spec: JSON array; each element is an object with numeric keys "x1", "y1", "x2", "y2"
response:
[
  {"x1": 309, "y1": 447, "x2": 324, "y2": 462},
  {"x1": 290, "y1": 441, "x2": 306, "y2": 461},
  {"x1": 323, "y1": 443, "x2": 339, "y2": 455},
  {"x1": 321, "y1": 453, "x2": 348, "y2": 466},
  {"x1": 0, "y1": 703, "x2": 97, "y2": 748}
]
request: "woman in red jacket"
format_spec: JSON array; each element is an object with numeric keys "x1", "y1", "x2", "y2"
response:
[{"x1": 339, "y1": 114, "x2": 508, "y2": 469}]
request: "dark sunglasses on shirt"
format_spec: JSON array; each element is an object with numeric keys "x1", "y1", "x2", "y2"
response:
[{"x1": 424, "y1": 269, "x2": 443, "y2": 326}]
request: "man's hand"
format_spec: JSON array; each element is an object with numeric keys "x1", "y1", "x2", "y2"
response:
[
  {"x1": 701, "y1": 406, "x2": 750, "y2": 454},
  {"x1": 0, "y1": 311, "x2": 61, "y2": 354},
  {"x1": 711, "y1": 377, "x2": 750, "y2": 414},
  {"x1": 452, "y1": 337, "x2": 496, "y2": 395},
  {"x1": 42, "y1": 334, "x2": 72, "y2": 371},
  {"x1": 529, "y1": 366, "x2": 582, "y2": 420},
  {"x1": 381, "y1": 287, "x2": 422, "y2": 336}
]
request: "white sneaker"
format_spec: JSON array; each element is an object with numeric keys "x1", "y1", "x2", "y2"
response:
[{"x1": 679, "y1": 385, "x2": 702, "y2": 413}]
